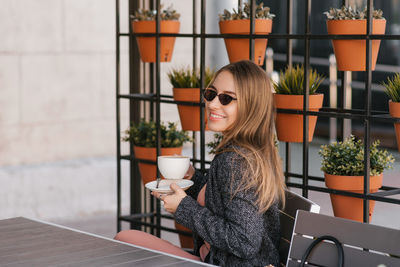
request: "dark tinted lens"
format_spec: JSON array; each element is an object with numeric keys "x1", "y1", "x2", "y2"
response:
[
  {"x1": 203, "y1": 89, "x2": 217, "y2": 101},
  {"x1": 218, "y1": 94, "x2": 234, "y2": 105}
]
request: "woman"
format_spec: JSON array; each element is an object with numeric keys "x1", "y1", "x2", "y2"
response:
[{"x1": 115, "y1": 60, "x2": 286, "y2": 267}]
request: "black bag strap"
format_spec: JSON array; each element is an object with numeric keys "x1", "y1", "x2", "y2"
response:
[{"x1": 299, "y1": 235, "x2": 344, "y2": 267}]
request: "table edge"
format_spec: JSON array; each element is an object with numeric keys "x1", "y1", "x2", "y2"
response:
[{"x1": 24, "y1": 217, "x2": 215, "y2": 266}]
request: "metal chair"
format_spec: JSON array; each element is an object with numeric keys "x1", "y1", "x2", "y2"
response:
[
  {"x1": 287, "y1": 210, "x2": 400, "y2": 267},
  {"x1": 279, "y1": 190, "x2": 320, "y2": 266}
]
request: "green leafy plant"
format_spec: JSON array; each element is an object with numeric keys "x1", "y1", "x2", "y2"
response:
[
  {"x1": 130, "y1": 5, "x2": 180, "y2": 21},
  {"x1": 319, "y1": 135, "x2": 394, "y2": 176},
  {"x1": 382, "y1": 73, "x2": 400, "y2": 102},
  {"x1": 273, "y1": 65, "x2": 325, "y2": 95},
  {"x1": 219, "y1": 2, "x2": 274, "y2": 21},
  {"x1": 206, "y1": 133, "x2": 224, "y2": 154},
  {"x1": 324, "y1": 6, "x2": 384, "y2": 20},
  {"x1": 167, "y1": 67, "x2": 215, "y2": 88},
  {"x1": 122, "y1": 120, "x2": 191, "y2": 148}
]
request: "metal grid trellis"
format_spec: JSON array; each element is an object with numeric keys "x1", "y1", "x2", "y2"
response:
[{"x1": 115, "y1": 0, "x2": 400, "y2": 236}]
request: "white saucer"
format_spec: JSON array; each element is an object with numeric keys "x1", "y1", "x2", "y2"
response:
[{"x1": 145, "y1": 179, "x2": 194, "y2": 194}]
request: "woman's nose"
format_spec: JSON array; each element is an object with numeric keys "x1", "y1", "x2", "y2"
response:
[{"x1": 207, "y1": 95, "x2": 220, "y2": 109}]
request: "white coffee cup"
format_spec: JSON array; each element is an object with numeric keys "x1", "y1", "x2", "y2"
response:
[{"x1": 157, "y1": 155, "x2": 190, "y2": 179}]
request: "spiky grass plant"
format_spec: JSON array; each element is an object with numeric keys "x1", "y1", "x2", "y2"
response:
[
  {"x1": 219, "y1": 2, "x2": 274, "y2": 21},
  {"x1": 382, "y1": 73, "x2": 400, "y2": 102},
  {"x1": 167, "y1": 67, "x2": 215, "y2": 88},
  {"x1": 324, "y1": 6, "x2": 384, "y2": 20},
  {"x1": 131, "y1": 5, "x2": 180, "y2": 21},
  {"x1": 122, "y1": 120, "x2": 191, "y2": 148},
  {"x1": 319, "y1": 135, "x2": 394, "y2": 176},
  {"x1": 273, "y1": 65, "x2": 324, "y2": 95}
]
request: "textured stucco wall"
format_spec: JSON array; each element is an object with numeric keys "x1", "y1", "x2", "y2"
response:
[
  {"x1": 0, "y1": 0, "x2": 122, "y2": 166},
  {"x1": 0, "y1": 0, "x2": 222, "y2": 221}
]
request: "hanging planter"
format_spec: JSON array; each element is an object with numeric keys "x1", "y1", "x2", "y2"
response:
[
  {"x1": 218, "y1": 3, "x2": 274, "y2": 65},
  {"x1": 219, "y1": 19, "x2": 272, "y2": 65},
  {"x1": 133, "y1": 146, "x2": 183, "y2": 185},
  {"x1": 273, "y1": 65, "x2": 325, "y2": 143},
  {"x1": 324, "y1": 6, "x2": 386, "y2": 71},
  {"x1": 382, "y1": 74, "x2": 400, "y2": 151},
  {"x1": 389, "y1": 101, "x2": 400, "y2": 151},
  {"x1": 325, "y1": 173, "x2": 382, "y2": 222},
  {"x1": 274, "y1": 94, "x2": 324, "y2": 143},
  {"x1": 168, "y1": 67, "x2": 215, "y2": 131},
  {"x1": 131, "y1": 6, "x2": 180, "y2": 63},
  {"x1": 123, "y1": 120, "x2": 191, "y2": 185},
  {"x1": 319, "y1": 136, "x2": 394, "y2": 222},
  {"x1": 173, "y1": 88, "x2": 207, "y2": 131}
]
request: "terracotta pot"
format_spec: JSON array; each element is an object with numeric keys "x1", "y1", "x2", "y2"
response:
[
  {"x1": 274, "y1": 94, "x2": 324, "y2": 143},
  {"x1": 389, "y1": 100, "x2": 400, "y2": 152},
  {"x1": 173, "y1": 88, "x2": 208, "y2": 131},
  {"x1": 327, "y1": 19, "x2": 386, "y2": 71},
  {"x1": 132, "y1": 20, "x2": 180, "y2": 62},
  {"x1": 325, "y1": 173, "x2": 383, "y2": 222},
  {"x1": 133, "y1": 146, "x2": 183, "y2": 185},
  {"x1": 174, "y1": 221, "x2": 194, "y2": 249},
  {"x1": 219, "y1": 19, "x2": 272, "y2": 65}
]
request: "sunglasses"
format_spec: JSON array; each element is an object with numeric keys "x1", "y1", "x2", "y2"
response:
[{"x1": 203, "y1": 88, "x2": 237, "y2": 105}]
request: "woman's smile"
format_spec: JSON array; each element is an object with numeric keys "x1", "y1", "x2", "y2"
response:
[{"x1": 209, "y1": 112, "x2": 226, "y2": 120}]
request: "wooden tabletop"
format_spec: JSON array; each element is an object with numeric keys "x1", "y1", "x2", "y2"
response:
[{"x1": 0, "y1": 217, "x2": 212, "y2": 267}]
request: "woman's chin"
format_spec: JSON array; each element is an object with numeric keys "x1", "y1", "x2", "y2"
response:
[{"x1": 207, "y1": 121, "x2": 227, "y2": 132}]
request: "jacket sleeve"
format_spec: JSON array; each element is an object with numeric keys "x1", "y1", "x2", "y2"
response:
[
  {"x1": 184, "y1": 168, "x2": 207, "y2": 200},
  {"x1": 174, "y1": 154, "x2": 264, "y2": 259}
]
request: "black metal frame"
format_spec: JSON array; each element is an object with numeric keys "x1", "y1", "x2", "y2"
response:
[{"x1": 116, "y1": 0, "x2": 400, "y2": 236}]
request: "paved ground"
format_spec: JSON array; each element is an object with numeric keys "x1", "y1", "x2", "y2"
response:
[{"x1": 54, "y1": 138, "x2": 400, "y2": 244}]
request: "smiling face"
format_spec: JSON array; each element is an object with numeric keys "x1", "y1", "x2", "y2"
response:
[{"x1": 205, "y1": 71, "x2": 238, "y2": 132}]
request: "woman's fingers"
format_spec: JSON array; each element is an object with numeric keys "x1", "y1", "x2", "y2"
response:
[
  {"x1": 151, "y1": 191, "x2": 165, "y2": 200},
  {"x1": 170, "y1": 183, "x2": 184, "y2": 194}
]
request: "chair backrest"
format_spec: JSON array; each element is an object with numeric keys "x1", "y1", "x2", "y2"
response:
[
  {"x1": 279, "y1": 190, "x2": 320, "y2": 266},
  {"x1": 287, "y1": 210, "x2": 400, "y2": 267}
]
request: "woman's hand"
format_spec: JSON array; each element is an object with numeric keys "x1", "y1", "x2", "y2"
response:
[
  {"x1": 152, "y1": 183, "x2": 187, "y2": 214},
  {"x1": 183, "y1": 164, "x2": 195, "y2": 179}
]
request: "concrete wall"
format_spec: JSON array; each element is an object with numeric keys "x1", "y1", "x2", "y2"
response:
[
  {"x1": 0, "y1": 0, "x2": 126, "y2": 221},
  {"x1": 0, "y1": 0, "x2": 121, "y2": 166},
  {"x1": 0, "y1": 0, "x2": 226, "y2": 221}
]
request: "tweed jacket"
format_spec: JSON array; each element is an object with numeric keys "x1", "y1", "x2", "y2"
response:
[{"x1": 175, "y1": 147, "x2": 280, "y2": 267}]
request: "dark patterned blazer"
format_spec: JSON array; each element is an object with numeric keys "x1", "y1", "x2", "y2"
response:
[{"x1": 175, "y1": 145, "x2": 280, "y2": 267}]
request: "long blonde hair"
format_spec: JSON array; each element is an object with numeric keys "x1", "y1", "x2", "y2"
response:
[{"x1": 211, "y1": 60, "x2": 286, "y2": 213}]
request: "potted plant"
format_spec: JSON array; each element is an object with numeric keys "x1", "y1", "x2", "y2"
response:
[
  {"x1": 324, "y1": 6, "x2": 386, "y2": 71},
  {"x1": 206, "y1": 133, "x2": 224, "y2": 155},
  {"x1": 319, "y1": 135, "x2": 394, "y2": 222},
  {"x1": 168, "y1": 67, "x2": 215, "y2": 131},
  {"x1": 218, "y1": 2, "x2": 274, "y2": 65},
  {"x1": 272, "y1": 65, "x2": 325, "y2": 143},
  {"x1": 122, "y1": 120, "x2": 190, "y2": 185},
  {"x1": 382, "y1": 73, "x2": 400, "y2": 151},
  {"x1": 131, "y1": 5, "x2": 180, "y2": 62}
]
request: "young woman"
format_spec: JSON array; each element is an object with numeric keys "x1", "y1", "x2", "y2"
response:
[{"x1": 115, "y1": 60, "x2": 286, "y2": 267}]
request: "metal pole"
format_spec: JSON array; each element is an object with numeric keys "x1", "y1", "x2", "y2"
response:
[
  {"x1": 302, "y1": 0, "x2": 311, "y2": 198},
  {"x1": 249, "y1": 0, "x2": 255, "y2": 62},
  {"x1": 363, "y1": 0, "x2": 373, "y2": 224},
  {"x1": 285, "y1": 0, "x2": 293, "y2": 184},
  {"x1": 192, "y1": 0, "x2": 197, "y2": 167},
  {"x1": 128, "y1": 0, "x2": 142, "y2": 231},
  {"x1": 155, "y1": 0, "x2": 162, "y2": 236},
  {"x1": 116, "y1": 0, "x2": 121, "y2": 233},
  {"x1": 200, "y1": 0, "x2": 206, "y2": 173}
]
